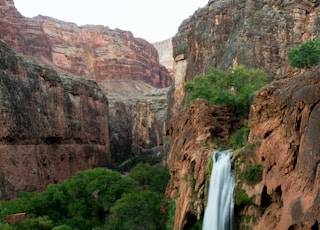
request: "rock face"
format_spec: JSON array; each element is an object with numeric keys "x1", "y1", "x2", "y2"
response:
[
  {"x1": 0, "y1": 40, "x2": 111, "y2": 199},
  {"x1": 170, "y1": 0, "x2": 320, "y2": 115},
  {"x1": 0, "y1": 0, "x2": 172, "y2": 89},
  {"x1": 0, "y1": 0, "x2": 173, "y2": 163},
  {"x1": 109, "y1": 87, "x2": 169, "y2": 162},
  {"x1": 246, "y1": 69, "x2": 320, "y2": 229},
  {"x1": 165, "y1": 100, "x2": 243, "y2": 230}
]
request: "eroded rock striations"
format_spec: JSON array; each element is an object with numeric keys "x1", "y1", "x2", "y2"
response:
[{"x1": 0, "y1": 40, "x2": 111, "y2": 199}]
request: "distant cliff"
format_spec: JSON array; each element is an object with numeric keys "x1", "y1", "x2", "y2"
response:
[
  {"x1": 0, "y1": 40, "x2": 111, "y2": 199},
  {"x1": 153, "y1": 38, "x2": 174, "y2": 76},
  {"x1": 0, "y1": 0, "x2": 172, "y2": 89}
]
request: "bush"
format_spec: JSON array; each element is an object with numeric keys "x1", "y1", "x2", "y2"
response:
[
  {"x1": 288, "y1": 38, "x2": 320, "y2": 69},
  {"x1": 242, "y1": 164, "x2": 263, "y2": 184},
  {"x1": 184, "y1": 65, "x2": 267, "y2": 114}
]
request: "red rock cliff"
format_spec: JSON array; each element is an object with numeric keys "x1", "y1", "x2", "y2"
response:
[
  {"x1": 0, "y1": 0, "x2": 172, "y2": 89},
  {"x1": 246, "y1": 69, "x2": 320, "y2": 229},
  {"x1": 166, "y1": 0, "x2": 320, "y2": 229},
  {"x1": 0, "y1": 40, "x2": 111, "y2": 199}
]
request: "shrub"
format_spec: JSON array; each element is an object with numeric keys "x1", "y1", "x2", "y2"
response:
[
  {"x1": 184, "y1": 65, "x2": 267, "y2": 114},
  {"x1": 242, "y1": 164, "x2": 263, "y2": 184},
  {"x1": 288, "y1": 38, "x2": 320, "y2": 69}
]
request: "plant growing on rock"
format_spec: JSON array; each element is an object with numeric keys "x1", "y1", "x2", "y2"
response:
[
  {"x1": 183, "y1": 65, "x2": 267, "y2": 114},
  {"x1": 288, "y1": 38, "x2": 320, "y2": 69}
]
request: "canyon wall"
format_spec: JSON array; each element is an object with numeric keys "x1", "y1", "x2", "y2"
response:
[
  {"x1": 170, "y1": 0, "x2": 320, "y2": 115},
  {"x1": 165, "y1": 100, "x2": 243, "y2": 229},
  {"x1": 166, "y1": 0, "x2": 320, "y2": 229},
  {"x1": 246, "y1": 69, "x2": 320, "y2": 229},
  {"x1": 0, "y1": 0, "x2": 173, "y2": 163},
  {"x1": 0, "y1": 40, "x2": 111, "y2": 199}
]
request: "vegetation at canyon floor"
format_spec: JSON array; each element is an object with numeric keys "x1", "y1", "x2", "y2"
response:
[
  {"x1": 183, "y1": 65, "x2": 268, "y2": 114},
  {"x1": 0, "y1": 163, "x2": 171, "y2": 230}
]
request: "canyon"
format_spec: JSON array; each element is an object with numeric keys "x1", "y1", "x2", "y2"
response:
[
  {"x1": 0, "y1": 0, "x2": 320, "y2": 229},
  {"x1": 0, "y1": 0, "x2": 172, "y2": 198}
]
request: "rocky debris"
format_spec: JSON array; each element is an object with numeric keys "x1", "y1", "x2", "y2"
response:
[
  {"x1": 5, "y1": 213, "x2": 28, "y2": 224},
  {"x1": 0, "y1": 0, "x2": 172, "y2": 89},
  {"x1": 165, "y1": 99, "x2": 243, "y2": 229},
  {"x1": 0, "y1": 40, "x2": 111, "y2": 199},
  {"x1": 246, "y1": 68, "x2": 320, "y2": 229}
]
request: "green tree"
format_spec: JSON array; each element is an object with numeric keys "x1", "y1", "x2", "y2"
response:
[
  {"x1": 106, "y1": 190, "x2": 164, "y2": 230},
  {"x1": 129, "y1": 163, "x2": 170, "y2": 193},
  {"x1": 288, "y1": 38, "x2": 320, "y2": 69},
  {"x1": 184, "y1": 65, "x2": 267, "y2": 114}
]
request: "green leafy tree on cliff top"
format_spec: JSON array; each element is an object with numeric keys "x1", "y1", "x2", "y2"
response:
[
  {"x1": 288, "y1": 38, "x2": 320, "y2": 69},
  {"x1": 183, "y1": 65, "x2": 267, "y2": 114}
]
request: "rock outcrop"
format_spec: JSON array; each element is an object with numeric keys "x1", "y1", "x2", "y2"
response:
[
  {"x1": 165, "y1": 100, "x2": 243, "y2": 229},
  {"x1": 245, "y1": 69, "x2": 320, "y2": 229},
  {"x1": 0, "y1": 0, "x2": 172, "y2": 89},
  {"x1": 0, "y1": 40, "x2": 111, "y2": 199}
]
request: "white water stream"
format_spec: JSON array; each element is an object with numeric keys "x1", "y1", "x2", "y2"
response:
[{"x1": 202, "y1": 149, "x2": 235, "y2": 230}]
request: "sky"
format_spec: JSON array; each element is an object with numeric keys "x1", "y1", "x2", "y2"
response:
[{"x1": 14, "y1": 0, "x2": 209, "y2": 43}]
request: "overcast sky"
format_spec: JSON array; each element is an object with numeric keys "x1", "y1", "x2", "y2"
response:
[{"x1": 14, "y1": 0, "x2": 209, "y2": 43}]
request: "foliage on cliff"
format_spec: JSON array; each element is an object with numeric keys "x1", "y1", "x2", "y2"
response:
[
  {"x1": 288, "y1": 38, "x2": 320, "y2": 69},
  {"x1": 0, "y1": 165, "x2": 170, "y2": 230},
  {"x1": 183, "y1": 65, "x2": 267, "y2": 114}
]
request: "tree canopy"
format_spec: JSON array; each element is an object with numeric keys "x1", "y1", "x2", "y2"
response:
[
  {"x1": 183, "y1": 65, "x2": 267, "y2": 114},
  {"x1": 288, "y1": 38, "x2": 320, "y2": 69},
  {"x1": 0, "y1": 165, "x2": 171, "y2": 230}
]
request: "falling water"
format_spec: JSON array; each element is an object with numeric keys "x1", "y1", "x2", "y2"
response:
[{"x1": 202, "y1": 149, "x2": 235, "y2": 230}]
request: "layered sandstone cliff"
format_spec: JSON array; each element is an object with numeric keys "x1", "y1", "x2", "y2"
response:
[
  {"x1": 0, "y1": 40, "x2": 111, "y2": 199},
  {"x1": 0, "y1": 0, "x2": 172, "y2": 89}
]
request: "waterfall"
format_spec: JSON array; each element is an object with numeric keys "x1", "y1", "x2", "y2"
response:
[{"x1": 202, "y1": 149, "x2": 235, "y2": 230}]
